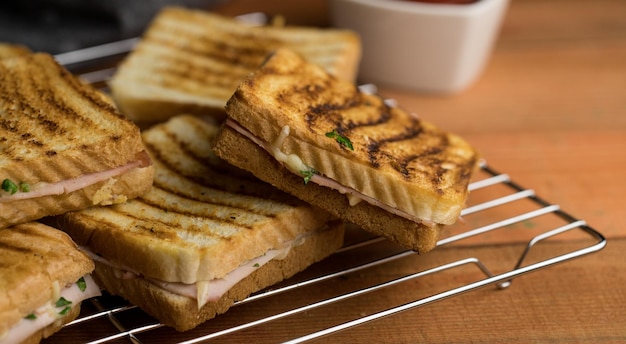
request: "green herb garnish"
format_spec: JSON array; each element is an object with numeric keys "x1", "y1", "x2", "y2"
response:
[
  {"x1": 18, "y1": 182, "x2": 30, "y2": 193},
  {"x1": 253, "y1": 263, "x2": 260, "y2": 268},
  {"x1": 300, "y1": 168, "x2": 317, "y2": 185},
  {"x1": 25, "y1": 313, "x2": 37, "y2": 320},
  {"x1": 55, "y1": 297, "x2": 72, "y2": 316},
  {"x1": 325, "y1": 130, "x2": 354, "y2": 151},
  {"x1": 1, "y1": 179, "x2": 30, "y2": 194},
  {"x1": 1, "y1": 179, "x2": 18, "y2": 194},
  {"x1": 77, "y1": 277, "x2": 87, "y2": 292},
  {"x1": 55, "y1": 297, "x2": 72, "y2": 308}
]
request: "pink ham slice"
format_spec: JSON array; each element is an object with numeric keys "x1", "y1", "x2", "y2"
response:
[{"x1": 0, "y1": 151, "x2": 151, "y2": 203}]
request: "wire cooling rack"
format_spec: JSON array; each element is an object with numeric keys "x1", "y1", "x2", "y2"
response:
[{"x1": 44, "y1": 40, "x2": 606, "y2": 344}]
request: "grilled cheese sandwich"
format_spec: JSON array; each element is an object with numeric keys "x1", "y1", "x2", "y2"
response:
[
  {"x1": 0, "y1": 222, "x2": 100, "y2": 344},
  {"x1": 51, "y1": 115, "x2": 344, "y2": 331},
  {"x1": 213, "y1": 48, "x2": 480, "y2": 252},
  {"x1": 0, "y1": 53, "x2": 154, "y2": 229},
  {"x1": 109, "y1": 6, "x2": 361, "y2": 125}
]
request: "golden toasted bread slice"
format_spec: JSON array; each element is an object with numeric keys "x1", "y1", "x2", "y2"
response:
[
  {"x1": 0, "y1": 53, "x2": 154, "y2": 229},
  {"x1": 0, "y1": 222, "x2": 100, "y2": 343},
  {"x1": 52, "y1": 115, "x2": 344, "y2": 331},
  {"x1": 213, "y1": 48, "x2": 480, "y2": 252},
  {"x1": 109, "y1": 6, "x2": 361, "y2": 124}
]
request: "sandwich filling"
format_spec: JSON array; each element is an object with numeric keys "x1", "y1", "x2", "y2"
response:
[
  {"x1": 1, "y1": 275, "x2": 101, "y2": 344},
  {"x1": 0, "y1": 151, "x2": 152, "y2": 205},
  {"x1": 82, "y1": 231, "x2": 310, "y2": 309},
  {"x1": 224, "y1": 118, "x2": 436, "y2": 227}
]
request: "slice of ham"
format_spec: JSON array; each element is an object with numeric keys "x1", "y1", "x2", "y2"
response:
[
  {"x1": 224, "y1": 119, "x2": 435, "y2": 227},
  {"x1": 82, "y1": 233, "x2": 308, "y2": 310},
  {"x1": 0, "y1": 151, "x2": 151, "y2": 203}
]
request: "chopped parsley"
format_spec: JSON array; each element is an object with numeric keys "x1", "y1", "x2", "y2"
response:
[
  {"x1": 300, "y1": 168, "x2": 317, "y2": 185},
  {"x1": 1, "y1": 179, "x2": 30, "y2": 194},
  {"x1": 25, "y1": 313, "x2": 37, "y2": 320},
  {"x1": 77, "y1": 277, "x2": 87, "y2": 292},
  {"x1": 2, "y1": 179, "x2": 18, "y2": 194},
  {"x1": 55, "y1": 297, "x2": 72, "y2": 308},
  {"x1": 18, "y1": 182, "x2": 30, "y2": 192},
  {"x1": 325, "y1": 130, "x2": 354, "y2": 151},
  {"x1": 55, "y1": 297, "x2": 72, "y2": 316},
  {"x1": 253, "y1": 263, "x2": 260, "y2": 268}
]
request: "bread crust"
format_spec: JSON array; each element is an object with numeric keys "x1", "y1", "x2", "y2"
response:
[
  {"x1": 91, "y1": 220, "x2": 344, "y2": 331},
  {"x1": 0, "y1": 222, "x2": 94, "y2": 335},
  {"x1": 213, "y1": 125, "x2": 441, "y2": 253}
]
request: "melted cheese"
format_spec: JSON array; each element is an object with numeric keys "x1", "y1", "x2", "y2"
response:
[
  {"x1": 269, "y1": 125, "x2": 310, "y2": 175},
  {"x1": 149, "y1": 246, "x2": 291, "y2": 309},
  {"x1": 1, "y1": 275, "x2": 101, "y2": 344}
]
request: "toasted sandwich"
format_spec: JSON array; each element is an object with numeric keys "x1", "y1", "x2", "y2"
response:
[
  {"x1": 0, "y1": 222, "x2": 100, "y2": 344},
  {"x1": 0, "y1": 53, "x2": 154, "y2": 230},
  {"x1": 108, "y1": 6, "x2": 361, "y2": 125},
  {"x1": 50, "y1": 115, "x2": 344, "y2": 331},
  {"x1": 212, "y1": 48, "x2": 480, "y2": 253}
]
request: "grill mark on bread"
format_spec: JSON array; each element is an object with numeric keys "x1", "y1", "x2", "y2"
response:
[
  {"x1": 148, "y1": 33, "x2": 274, "y2": 70},
  {"x1": 120, "y1": 199, "x2": 245, "y2": 239},
  {"x1": 138, "y1": 187, "x2": 262, "y2": 229},
  {"x1": 0, "y1": 222, "x2": 62, "y2": 254},
  {"x1": 300, "y1": 84, "x2": 452, "y2": 180},
  {"x1": 140, "y1": 120, "x2": 295, "y2": 222},
  {"x1": 144, "y1": 127, "x2": 292, "y2": 202},
  {"x1": 141, "y1": 12, "x2": 350, "y2": 90},
  {"x1": 143, "y1": 137, "x2": 262, "y2": 197},
  {"x1": 145, "y1": 52, "x2": 246, "y2": 92},
  {"x1": 264, "y1": 62, "x2": 458, "y2": 188},
  {"x1": 1, "y1": 54, "x2": 134, "y2": 162},
  {"x1": 148, "y1": 176, "x2": 280, "y2": 220},
  {"x1": 55, "y1": 59, "x2": 124, "y2": 122},
  {"x1": 0, "y1": 242, "x2": 33, "y2": 254}
]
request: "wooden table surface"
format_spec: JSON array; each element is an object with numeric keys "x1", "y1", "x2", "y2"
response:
[
  {"x1": 215, "y1": 1, "x2": 626, "y2": 342},
  {"x1": 42, "y1": 0, "x2": 625, "y2": 343},
  {"x1": 213, "y1": 0, "x2": 626, "y2": 343}
]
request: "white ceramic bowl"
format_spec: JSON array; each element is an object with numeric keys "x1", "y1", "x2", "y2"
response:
[{"x1": 330, "y1": 0, "x2": 509, "y2": 93}]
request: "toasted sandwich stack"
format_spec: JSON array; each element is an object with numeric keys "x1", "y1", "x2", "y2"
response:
[
  {"x1": 109, "y1": 6, "x2": 361, "y2": 125},
  {"x1": 1, "y1": 51, "x2": 156, "y2": 341},
  {"x1": 212, "y1": 48, "x2": 480, "y2": 253},
  {"x1": 51, "y1": 115, "x2": 344, "y2": 331},
  {"x1": 0, "y1": 53, "x2": 154, "y2": 230},
  {"x1": 0, "y1": 222, "x2": 101, "y2": 343},
  {"x1": 2, "y1": 4, "x2": 481, "y2": 336}
]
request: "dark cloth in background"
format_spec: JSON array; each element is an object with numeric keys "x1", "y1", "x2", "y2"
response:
[{"x1": 0, "y1": 0, "x2": 223, "y2": 54}]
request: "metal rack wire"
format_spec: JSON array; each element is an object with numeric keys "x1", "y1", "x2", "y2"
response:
[{"x1": 45, "y1": 40, "x2": 606, "y2": 344}]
